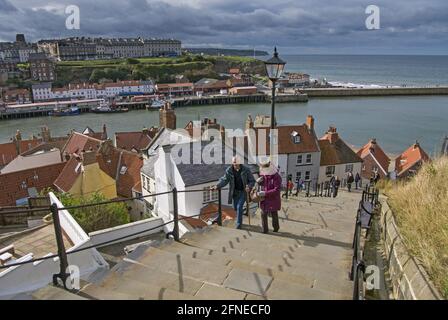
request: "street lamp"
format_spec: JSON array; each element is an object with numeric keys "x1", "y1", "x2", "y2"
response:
[
  {"x1": 264, "y1": 46, "x2": 286, "y2": 132},
  {"x1": 265, "y1": 47, "x2": 286, "y2": 196}
]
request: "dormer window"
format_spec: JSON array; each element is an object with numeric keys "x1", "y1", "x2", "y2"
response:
[
  {"x1": 120, "y1": 166, "x2": 128, "y2": 175},
  {"x1": 291, "y1": 131, "x2": 301, "y2": 144}
]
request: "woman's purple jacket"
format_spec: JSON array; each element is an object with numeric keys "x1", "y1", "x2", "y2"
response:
[{"x1": 259, "y1": 172, "x2": 282, "y2": 212}]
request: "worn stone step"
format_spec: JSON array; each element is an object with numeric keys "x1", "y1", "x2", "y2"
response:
[
  {"x1": 122, "y1": 245, "x2": 233, "y2": 286},
  {"x1": 157, "y1": 239, "x2": 253, "y2": 265},
  {"x1": 32, "y1": 285, "x2": 88, "y2": 300},
  {"x1": 194, "y1": 283, "x2": 247, "y2": 300},
  {"x1": 80, "y1": 275, "x2": 198, "y2": 300},
  {"x1": 183, "y1": 226, "x2": 351, "y2": 258},
  {"x1": 265, "y1": 278, "x2": 350, "y2": 300}
]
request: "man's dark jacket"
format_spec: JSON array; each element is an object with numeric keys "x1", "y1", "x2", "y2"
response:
[{"x1": 217, "y1": 165, "x2": 256, "y2": 204}]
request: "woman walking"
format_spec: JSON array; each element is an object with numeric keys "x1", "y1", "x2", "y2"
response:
[{"x1": 256, "y1": 159, "x2": 282, "y2": 233}]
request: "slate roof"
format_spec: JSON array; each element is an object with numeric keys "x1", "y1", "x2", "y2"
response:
[{"x1": 162, "y1": 140, "x2": 258, "y2": 187}]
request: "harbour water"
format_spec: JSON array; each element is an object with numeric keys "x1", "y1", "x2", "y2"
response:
[{"x1": 1, "y1": 95, "x2": 447, "y2": 156}]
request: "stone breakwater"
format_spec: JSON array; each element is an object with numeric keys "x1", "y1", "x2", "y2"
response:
[{"x1": 302, "y1": 87, "x2": 448, "y2": 97}]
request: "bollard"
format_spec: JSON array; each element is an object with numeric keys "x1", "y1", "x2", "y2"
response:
[{"x1": 172, "y1": 187, "x2": 179, "y2": 241}]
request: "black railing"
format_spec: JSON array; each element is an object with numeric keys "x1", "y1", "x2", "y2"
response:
[
  {"x1": 350, "y1": 185, "x2": 380, "y2": 300},
  {"x1": 0, "y1": 187, "x2": 229, "y2": 290}
]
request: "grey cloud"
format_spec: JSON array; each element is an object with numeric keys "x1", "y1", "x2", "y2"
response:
[{"x1": 0, "y1": 0, "x2": 447, "y2": 54}]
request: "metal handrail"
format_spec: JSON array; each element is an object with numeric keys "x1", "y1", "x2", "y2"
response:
[{"x1": 0, "y1": 187, "x2": 226, "y2": 271}]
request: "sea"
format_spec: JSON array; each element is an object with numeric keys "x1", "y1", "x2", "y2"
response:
[{"x1": 1, "y1": 55, "x2": 448, "y2": 156}]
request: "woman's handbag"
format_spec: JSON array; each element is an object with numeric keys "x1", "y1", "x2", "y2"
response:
[{"x1": 250, "y1": 183, "x2": 262, "y2": 203}]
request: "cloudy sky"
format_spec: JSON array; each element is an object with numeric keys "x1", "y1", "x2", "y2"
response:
[{"x1": 0, "y1": 0, "x2": 447, "y2": 54}]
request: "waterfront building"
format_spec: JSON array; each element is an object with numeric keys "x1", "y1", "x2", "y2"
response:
[
  {"x1": 1, "y1": 88, "x2": 31, "y2": 104},
  {"x1": 31, "y1": 82, "x2": 53, "y2": 101},
  {"x1": 228, "y1": 86, "x2": 257, "y2": 95},
  {"x1": 357, "y1": 138, "x2": 391, "y2": 181},
  {"x1": 394, "y1": 141, "x2": 430, "y2": 179},
  {"x1": 156, "y1": 82, "x2": 194, "y2": 97},
  {"x1": 318, "y1": 126, "x2": 363, "y2": 184},
  {"x1": 193, "y1": 78, "x2": 229, "y2": 96}
]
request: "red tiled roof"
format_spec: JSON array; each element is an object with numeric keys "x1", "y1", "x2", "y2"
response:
[
  {"x1": 0, "y1": 162, "x2": 66, "y2": 206},
  {"x1": 319, "y1": 127, "x2": 362, "y2": 166},
  {"x1": 96, "y1": 143, "x2": 143, "y2": 198},
  {"x1": 395, "y1": 142, "x2": 430, "y2": 177},
  {"x1": 357, "y1": 139, "x2": 390, "y2": 174},
  {"x1": 181, "y1": 204, "x2": 236, "y2": 229},
  {"x1": 250, "y1": 125, "x2": 320, "y2": 155},
  {"x1": 0, "y1": 139, "x2": 42, "y2": 167},
  {"x1": 115, "y1": 129, "x2": 158, "y2": 151},
  {"x1": 62, "y1": 132, "x2": 104, "y2": 155},
  {"x1": 115, "y1": 151, "x2": 143, "y2": 198},
  {"x1": 53, "y1": 157, "x2": 82, "y2": 192}
]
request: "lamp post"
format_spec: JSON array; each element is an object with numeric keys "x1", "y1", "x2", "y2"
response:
[{"x1": 264, "y1": 47, "x2": 286, "y2": 193}]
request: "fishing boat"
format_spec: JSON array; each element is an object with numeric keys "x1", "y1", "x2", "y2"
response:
[
  {"x1": 91, "y1": 100, "x2": 129, "y2": 113},
  {"x1": 149, "y1": 99, "x2": 165, "y2": 109},
  {"x1": 49, "y1": 106, "x2": 80, "y2": 117},
  {"x1": 91, "y1": 105, "x2": 129, "y2": 113}
]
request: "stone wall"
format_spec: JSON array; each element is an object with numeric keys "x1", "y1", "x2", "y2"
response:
[
  {"x1": 379, "y1": 199, "x2": 442, "y2": 300},
  {"x1": 303, "y1": 87, "x2": 448, "y2": 97}
]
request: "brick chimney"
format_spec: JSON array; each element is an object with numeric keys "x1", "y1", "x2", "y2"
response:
[
  {"x1": 306, "y1": 115, "x2": 314, "y2": 131},
  {"x1": 159, "y1": 101, "x2": 176, "y2": 130},
  {"x1": 245, "y1": 114, "x2": 254, "y2": 129},
  {"x1": 40, "y1": 125, "x2": 51, "y2": 142},
  {"x1": 101, "y1": 124, "x2": 108, "y2": 140},
  {"x1": 14, "y1": 130, "x2": 22, "y2": 154},
  {"x1": 327, "y1": 126, "x2": 339, "y2": 144}
]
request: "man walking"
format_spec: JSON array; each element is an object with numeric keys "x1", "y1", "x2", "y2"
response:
[
  {"x1": 213, "y1": 156, "x2": 255, "y2": 229},
  {"x1": 346, "y1": 171, "x2": 354, "y2": 192}
]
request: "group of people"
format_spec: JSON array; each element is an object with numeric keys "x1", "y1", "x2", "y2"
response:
[
  {"x1": 213, "y1": 156, "x2": 281, "y2": 234},
  {"x1": 213, "y1": 156, "x2": 378, "y2": 233}
]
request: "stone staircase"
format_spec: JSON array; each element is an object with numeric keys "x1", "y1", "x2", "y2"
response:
[{"x1": 32, "y1": 191, "x2": 359, "y2": 300}]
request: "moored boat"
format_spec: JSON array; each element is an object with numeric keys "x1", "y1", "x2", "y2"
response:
[{"x1": 49, "y1": 106, "x2": 80, "y2": 117}]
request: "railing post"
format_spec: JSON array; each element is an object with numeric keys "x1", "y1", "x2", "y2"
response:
[
  {"x1": 172, "y1": 187, "x2": 179, "y2": 241},
  {"x1": 306, "y1": 181, "x2": 310, "y2": 197},
  {"x1": 51, "y1": 203, "x2": 70, "y2": 289},
  {"x1": 217, "y1": 187, "x2": 222, "y2": 226}
]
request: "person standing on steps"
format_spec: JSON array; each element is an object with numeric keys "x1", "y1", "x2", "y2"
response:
[
  {"x1": 346, "y1": 171, "x2": 354, "y2": 192},
  {"x1": 355, "y1": 172, "x2": 361, "y2": 190},
  {"x1": 213, "y1": 156, "x2": 255, "y2": 230},
  {"x1": 257, "y1": 158, "x2": 282, "y2": 234},
  {"x1": 332, "y1": 176, "x2": 341, "y2": 198}
]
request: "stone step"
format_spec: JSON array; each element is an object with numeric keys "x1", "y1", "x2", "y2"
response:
[
  {"x1": 157, "y1": 239, "x2": 317, "y2": 288},
  {"x1": 32, "y1": 285, "x2": 88, "y2": 300},
  {"x1": 183, "y1": 226, "x2": 351, "y2": 258},
  {"x1": 265, "y1": 278, "x2": 351, "y2": 300},
  {"x1": 80, "y1": 275, "x2": 198, "y2": 300},
  {"x1": 156, "y1": 239, "x2": 252, "y2": 265},
  {"x1": 121, "y1": 245, "x2": 233, "y2": 286}
]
